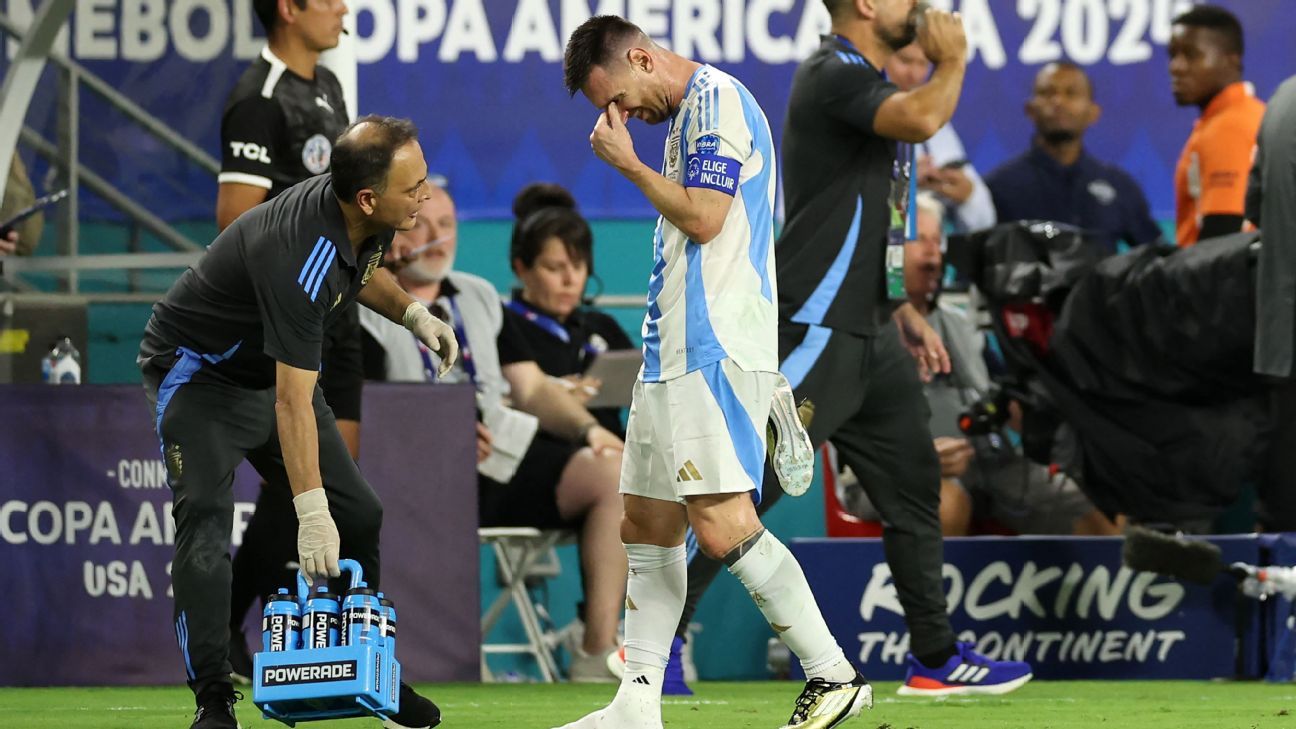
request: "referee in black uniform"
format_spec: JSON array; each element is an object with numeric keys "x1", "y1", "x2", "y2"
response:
[
  {"x1": 216, "y1": 0, "x2": 366, "y2": 682},
  {"x1": 141, "y1": 117, "x2": 454, "y2": 729},
  {"x1": 775, "y1": 1, "x2": 1028, "y2": 694}
]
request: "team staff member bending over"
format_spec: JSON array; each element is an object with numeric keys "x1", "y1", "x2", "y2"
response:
[{"x1": 139, "y1": 116, "x2": 453, "y2": 729}]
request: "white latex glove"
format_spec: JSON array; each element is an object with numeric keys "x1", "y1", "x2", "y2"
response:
[
  {"x1": 293, "y1": 488, "x2": 340, "y2": 583},
  {"x1": 404, "y1": 301, "x2": 459, "y2": 378}
]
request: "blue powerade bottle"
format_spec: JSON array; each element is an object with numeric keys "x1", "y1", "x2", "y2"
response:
[
  {"x1": 377, "y1": 593, "x2": 396, "y2": 653},
  {"x1": 341, "y1": 586, "x2": 381, "y2": 646},
  {"x1": 302, "y1": 586, "x2": 341, "y2": 649},
  {"x1": 262, "y1": 588, "x2": 301, "y2": 652}
]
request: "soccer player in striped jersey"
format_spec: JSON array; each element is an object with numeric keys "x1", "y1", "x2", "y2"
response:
[{"x1": 555, "y1": 15, "x2": 870, "y2": 729}]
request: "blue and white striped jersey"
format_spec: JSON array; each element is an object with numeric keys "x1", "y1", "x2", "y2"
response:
[{"x1": 640, "y1": 65, "x2": 778, "y2": 383}]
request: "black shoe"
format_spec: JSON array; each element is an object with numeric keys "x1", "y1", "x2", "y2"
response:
[
  {"x1": 382, "y1": 682, "x2": 441, "y2": 728},
  {"x1": 228, "y1": 629, "x2": 254, "y2": 686},
  {"x1": 191, "y1": 683, "x2": 242, "y2": 729}
]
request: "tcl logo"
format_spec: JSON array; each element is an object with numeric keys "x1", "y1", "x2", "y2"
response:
[{"x1": 230, "y1": 141, "x2": 271, "y2": 163}]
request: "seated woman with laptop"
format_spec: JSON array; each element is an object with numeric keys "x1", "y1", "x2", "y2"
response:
[{"x1": 504, "y1": 183, "x2": 638, "y2": 434}]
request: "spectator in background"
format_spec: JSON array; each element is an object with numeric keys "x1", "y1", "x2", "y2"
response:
[
  {"x1": 1170, "y1": 4, "x2": 1264, "y2": 246},
  {"x1": 218, "y1": 0, "x2": 359, "y2": 686},
  {"x1": 842, "y1": 194, "x2": 1122, "y2": 537},
  {"x1": 0, "y1": 155, "x2": 43, "y2": 256},
  {"x1": 986, "y1": 62, "x2": 1163, "y2": 254},
  {"x1": 1246, "y1": 74, "x2": 1296, "y2": 531},
  {"x1": 885, "y1": 42, "x2": 995, "y2": 233},
  {"x1": 506, "y1": 183, "x2": 634, "y2": 435},
  {"x1": 359, "y1": 182, "x2": 628, "y2": 682}
]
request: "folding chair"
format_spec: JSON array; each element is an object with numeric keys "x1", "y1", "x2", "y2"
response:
[{"x1": 478, "y1": 527, "x2": 568, "y2": 682}]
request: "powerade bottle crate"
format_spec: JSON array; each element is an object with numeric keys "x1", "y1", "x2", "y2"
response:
[{"x1": 252, "y1": 559, "x2": 401, "y2": 726}]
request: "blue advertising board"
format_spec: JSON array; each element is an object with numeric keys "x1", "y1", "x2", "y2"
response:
[
  {"x1": 0, "y1": 384, "x2": 480, "y2": 686},
  {"x1": 6, "y1": 0, "x2": 1294, "y2": 221},
  {"x1": 790, "y1": 535, "x2": 1265, "y2": 680}
]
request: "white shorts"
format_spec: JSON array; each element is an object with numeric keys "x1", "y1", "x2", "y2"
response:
[{"x1": 619, "y1": 359, "x2": 776, "y2": 503}]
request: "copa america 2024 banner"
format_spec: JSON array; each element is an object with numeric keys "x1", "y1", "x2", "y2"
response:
[{"x1": 5, "y1": 0, "x2": 1293, "y2": 220}]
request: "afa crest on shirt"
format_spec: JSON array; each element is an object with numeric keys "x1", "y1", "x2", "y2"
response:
[
  {"x1": 302, "y1": 133, "x2": 332, "y2": 175},
  {"x1": 361, "y1": 250, "x2": 382, "y2": 285}
]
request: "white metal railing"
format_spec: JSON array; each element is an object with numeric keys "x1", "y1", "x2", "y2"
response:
[{"x1": 0, "y1": 10, "x2": 215, "y2": 295}]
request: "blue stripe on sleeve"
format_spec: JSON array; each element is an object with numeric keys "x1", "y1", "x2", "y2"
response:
[
  {"x1": 307, "y1": 246, "x2": 337, "y2": 301},
  {"x1": 297, "y1": 236, "x2": 328, "y2": 285}
]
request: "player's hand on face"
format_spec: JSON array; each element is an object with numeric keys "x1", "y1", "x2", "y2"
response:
[
  {"x1": 589, "y1": 101, "x2": 640, "y2": 173},
  {"x1": 916, "y1": 8, "x2": 967, "y2": 66}
]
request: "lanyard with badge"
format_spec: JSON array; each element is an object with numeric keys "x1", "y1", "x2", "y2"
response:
[
  {"x1": 415, "y1": 297, "x2": 476, "y2": 383},
  {"x1": 886, "y1": 142, "x2": 919, "y2": 301},
  {"x1": 504, "y1": 299, "x2": 606, "y2": 358}
]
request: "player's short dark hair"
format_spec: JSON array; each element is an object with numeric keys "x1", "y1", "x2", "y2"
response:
[
  {"x1": 1173, "y1": 4, "x2": 1244, "y2": 56},
  {"x1": 510, "y1": 183, "x2": 594, "y2": 273},
  {"x1": 253, "y1": 0, "x2": 307, "y2": 36},
  {"x1": 563, "y1": 15, "x2": 644, "y2": 96},
  {"x1": 330, "y1": 115, "x2": 420, "y2": 202}
]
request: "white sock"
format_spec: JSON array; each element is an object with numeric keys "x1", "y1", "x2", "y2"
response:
[
  {"x1": 726, "y1": 531, "x2": 855, "y2": 684},
  {"x1": 617, "y1": 543, "x2": 687, "y2": 700}
]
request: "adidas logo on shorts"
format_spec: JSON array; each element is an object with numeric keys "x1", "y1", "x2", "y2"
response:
[{"x1": 676, "y1": 460, "x2": 703, "y2": 482}]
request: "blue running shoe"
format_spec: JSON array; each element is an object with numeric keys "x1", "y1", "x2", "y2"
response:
[
  {"x1": 897, "y1": 642, "x2": 1032, "y2": 696},
  {"x1": 663, "y1": 636, "x2": 693, "y2": 696}
]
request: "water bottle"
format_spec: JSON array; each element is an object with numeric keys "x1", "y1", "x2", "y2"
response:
[
  {"x1": 341, "y1": 586, "x2": 381, "y2": 646},
  {"x1": 262, "y1": 588, "x2": 302, "y2": 652},
  {"x1": 41, "y1": 337, "x2": 81, "y2": 385},
  {"x1": 377, "y1": 593, "x2": 397, "y2": 653},
  {"x1": 302, "y1": 585, "x2": 341, "y2": 649}
]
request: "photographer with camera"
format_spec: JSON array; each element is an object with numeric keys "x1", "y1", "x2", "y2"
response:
[{"x1": 839, "y1": 194, "x2": 1122, "y2": 536}]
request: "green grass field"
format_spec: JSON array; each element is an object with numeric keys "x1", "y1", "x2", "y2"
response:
[{"x1": 2, "y1": 681, "x2": 1294, "y2": 729}]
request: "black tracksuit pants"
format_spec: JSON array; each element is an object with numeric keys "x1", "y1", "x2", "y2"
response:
[{"x1": 143, "y1": 363, "x2": 382, "y2": 695}]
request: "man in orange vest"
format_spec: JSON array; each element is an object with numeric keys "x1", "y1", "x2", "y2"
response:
[{"x1": 1169, "y1": 4, "x2": 1265, "y2": 246}]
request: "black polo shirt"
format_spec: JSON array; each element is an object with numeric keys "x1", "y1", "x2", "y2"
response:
[
  {"x1": 219, "y1": 47, "x2": 350, "y2": 199},
  {"x1": 986, "y1": 144, "x2": 1163, "y2": 253},
  {"x1": 505, "y1": 294, "x2": 635, "y2": 433},
  {"x1": 504, "y1": 294, "x2": 635, "y2": 378},
  {"x1": 777, "y1": 35, "x2": 901, "y2": 336},
  {"x1": 142, "y1": 175, "x2": 391, "y2": 389}
]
